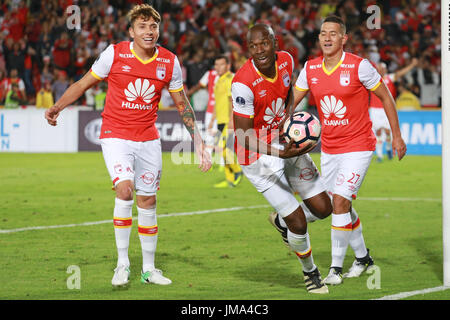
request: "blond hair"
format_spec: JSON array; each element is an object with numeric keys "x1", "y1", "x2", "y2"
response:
[{"x1": 127, "y1": 4, "x2": 161, "y2": 27}]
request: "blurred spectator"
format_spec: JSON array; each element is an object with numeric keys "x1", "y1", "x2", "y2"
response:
[
  {"x1": 4, "y1": 82, "x2": 26, "y2": 108},
  {"x1": 52, "y1": 70, "x2": 69, "y2": 102},
  {"x1": 5, "y1": 39, "x2": 26, "y2": 79},
  {"x1": 396, "y1": 81, "x2": 421, "y2": 110},
  {"x1": 185, "y1": 49, "x2": 211, "y2": 90},
  {"x1": 84, "y1": 86, "x2": 96, "y2": 109},
  {"x1": 0, "y1": 69, "x2": 7, "y2": 103},
  {"x1": 37, "y1": 22, "x2": 53, "y2": 60},
  {"x1": 319, "y1": 0, "x2": 338, "y2": 18},
  {"x1": 415, "y1": 57, "x2": 440, "y2": 108},
  {"x1": 24, "y1": 46, "x2": 37, "y2": 98},
  {"x1": 94, "y1": 82, "x2": 107, "y2": 111},
  {"x1": 74, "y1": 49, "x2": 89, "y2": 82},
  {"x1": 5, "y1": 68, "x2": 26, "y2": 100},
  {"x1": 40, "y1": 61, "x2": 54, "y2": 87},
  {"x1": 35, "y1": 81, "x2": 54, "y2": 109},
  {"x1": 52, "y1": 31, "x2": 73, "y2": 72}
]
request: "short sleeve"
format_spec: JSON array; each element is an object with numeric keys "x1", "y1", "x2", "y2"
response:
[
  {"x1": 168, "y1": 56, "x2": 184, "y2": 92},
  {"x1": 231, "y1": 82, "x2": 254, "y2": 118},
  {"x1": 198, "y1": 71, "x2": 209, "y2": 87},
  {"x1": 294, "y1": 61, "x2": 309, "y2": 91},
  {"x1": 90, "y1": 44, "x2": 114, "y2": 80},
  {"x1": 359, "y1": 59, "x2": 382, "y2": 91}
]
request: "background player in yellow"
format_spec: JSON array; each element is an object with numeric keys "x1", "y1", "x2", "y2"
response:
[{"x1": 208, "y1": 55, "x2": 243, "y2": 188}]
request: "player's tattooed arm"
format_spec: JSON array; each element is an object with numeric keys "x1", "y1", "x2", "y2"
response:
[
  {"x1": 172, "y1": 90, "x2": 198, "y2": 140},
  {"x1": 170, "y1": 89, "x2": 212, "y2": 172}
]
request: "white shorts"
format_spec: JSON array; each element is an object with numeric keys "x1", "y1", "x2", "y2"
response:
[
  {"x1": 320, "y1": 151, "x2": 373, "y2": 200},
  {"x1": 369, "y1": 107, "x2": 390, "y2": 132},
  {"x1": 204, "y1": 111, "x2": 217, "y2": 146},
  {"x1": 241, "y1": 153, "x2": 326, "y2": 217},
  {"x1": 100, "y1": 138, "x2": 162, "y2": 196}
]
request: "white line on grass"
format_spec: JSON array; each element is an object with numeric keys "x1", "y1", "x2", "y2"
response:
[
  {"x1": 0, "y1": 197, "x2": 441, "y2": 234},
  {"x1": 358, "y1": 197, "x2": 441, "y2": 202},
  {"x1": 0, "y1": 204, "x2": 271, "y2": 234},
  {"x1": 373, "y1": 286, "x2": 450, "y2": 300}
]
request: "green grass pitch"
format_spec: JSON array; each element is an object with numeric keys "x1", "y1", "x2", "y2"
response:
[{"x1": 0, "y1": 152, "x2": 446, "y2": 301}]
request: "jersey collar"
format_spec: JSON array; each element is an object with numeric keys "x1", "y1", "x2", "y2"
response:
[
  {"x1": 218, "y1": 71, "x2": 231, "y2": 80},
  {"x1": 251, "y1": 59, "x2": 278, "y2": 83},
  {"x1": 130, "y1": 41, "x2": 158, "y2": 64},
  {"x1": 322, "y1": 51, "x2": 345, "y2": 76}
]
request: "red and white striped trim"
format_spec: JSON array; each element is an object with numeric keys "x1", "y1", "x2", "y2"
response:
[
  {"x1": 138, "y1": 225, "x2": 158, "y2": 236},
  {"x1": 113, "y1": 217, "x2": 132, "y2": 228}
]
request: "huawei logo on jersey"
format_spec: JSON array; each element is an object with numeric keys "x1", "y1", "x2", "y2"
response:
[
  {"x1": 262, "y1": 97, "x2": 285, "y2": 128},
  {"x1": 320, "y1": 95, "x2": 349, "y2": 126},
  {"x1": 124, "y1": 79, "x2": 155, "y2": 103}
]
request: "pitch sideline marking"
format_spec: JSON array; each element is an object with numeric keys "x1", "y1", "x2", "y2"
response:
[
  {"x1": 373, "y1": 285, "x2": 450, "y2": 300},
  {"x1": 0, "y1": 196, "x2": 441, "y2": 234},
  {"x1": 0, "y1": 204, "x2": 271, "y2": 234}
]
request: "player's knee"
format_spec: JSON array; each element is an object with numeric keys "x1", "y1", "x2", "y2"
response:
[
  {"x1": 136, "y1": 195, "x2": 156, "y2": 209},
  {"x1": 284, "y1": 208, "x2": 307, "y2": 235},
  {"x1": 304, "y1": 192, "x2": 332, "y2": 219},
  {"x1": 332, "y1": 194, "x2": 351, "y2": 213},
  {"x1": 115, "y1": 180, "x2": 134, "y2": 201}
]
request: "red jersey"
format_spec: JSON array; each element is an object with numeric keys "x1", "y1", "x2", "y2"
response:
[
  {"x1": 90, "y1": 41, "x2": 183, "y2": 141},
  {"x1": 295, "y1": 52, "x2": 381, "y2": 154},
  {"x1": 370, "y1": 73, "x2": 396, "y2": 109},
  {"x1": 199, "y1": 69, "x2": 218, "y2": 114},
  {"x1": 232, "y1": 51, "x2": 294, "y2": 165}
]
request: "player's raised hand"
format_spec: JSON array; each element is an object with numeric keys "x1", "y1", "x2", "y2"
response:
[
  {"x1": 392, "y1": 136, "x2": 407, "y2": 160},
  {"x1": 45, "y1": 105, "x2": 62, "y2": 126}
]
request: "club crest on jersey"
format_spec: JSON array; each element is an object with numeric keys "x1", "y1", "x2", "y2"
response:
[
  {"x1": 340, "y1": 71, "x2": 350, "y2": 86},
  {"x1": 156, "y1": 64, "x2": 166, "y2": 80},
  {"x1": 282, "y1": 71, "x2": 290, "y2": 87}
]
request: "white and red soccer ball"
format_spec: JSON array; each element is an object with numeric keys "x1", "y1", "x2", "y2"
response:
[{"x1": 283, "y1": 111, "x2": 321, "y2": 149}]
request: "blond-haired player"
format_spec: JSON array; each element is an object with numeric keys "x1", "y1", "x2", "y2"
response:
[{"x1": 45, "y1": 4, "x2": 211, "y2": 287}]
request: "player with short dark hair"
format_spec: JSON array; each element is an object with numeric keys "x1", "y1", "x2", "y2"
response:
[
  {"x1": 232, "y1": 23, "x2": 332, "y2": 294},
  {"x1": 45, "y1": 4, "x2": 211, "y2": 287},
  {"x1": 293, "y1": 15, "x2": 406, "y2": 285},
  {"x1": 209, "y1": 54, "x2": 243, "y2": 188}
]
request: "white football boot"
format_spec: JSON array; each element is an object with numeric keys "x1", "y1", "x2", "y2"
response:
[
  {"x1": 141, "y1": 269, "x2": 172, "y2": 285},
  {"x1": 343, "y1": 249, "x2": 375, "y2": 278},
  {"x1": 323, "y1": 267, "x2": 343, "y2": 285},
  {"x1": 111, "y1": 265, "x2": 130, "y2": 287}
]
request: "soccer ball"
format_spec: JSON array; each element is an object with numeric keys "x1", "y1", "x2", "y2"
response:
[{"x1": 283, "y1": 111, "x2": 321, "y2": 148}]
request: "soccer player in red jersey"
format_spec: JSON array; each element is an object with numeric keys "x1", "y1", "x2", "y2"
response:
[
  {"x1": 45, "y1": 4, "x2": 211, "y2": 287},
  {"x1": 369, "y1": 58, "x2": 417, "y2": 162},
  {"x1": 187, "y1": 68, "x2": 218, "y2": 159},
  {"x1": 293, "y1": 15, "x2": 407, "y2": 285},
  {"x1": 232, "y1": 24, "x2": 332, "y2": 294}
]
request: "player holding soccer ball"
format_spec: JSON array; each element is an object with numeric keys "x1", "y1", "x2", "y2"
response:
[
  {"x1": 232, "y1": 24, "x2": 333, "y2": 294},
  {"x1": 45, "y1": 4, "x2": 211, "y2": 287},
  {"x1": 293, "y1": 15, "x2": 407, "y2": 285},
  {"x1": 283, "y1": 111, "x2": 321, "y2": 149}
]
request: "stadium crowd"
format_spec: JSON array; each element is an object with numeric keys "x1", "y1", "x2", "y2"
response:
[{"x1": 0, "y1": 0, "x2": 442, "y2": 109}]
